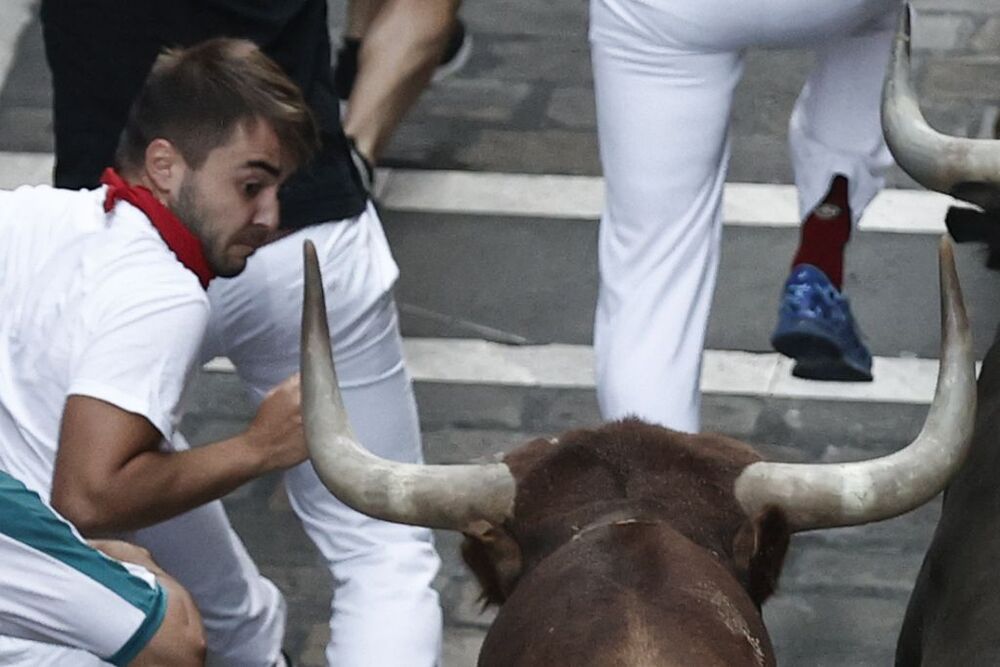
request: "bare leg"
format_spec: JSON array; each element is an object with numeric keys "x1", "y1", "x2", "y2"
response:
[
  {"x1": 343, "y1": 0, "x2": 461, "y2": 162},
  {"x1": 344, "y1": 0, "x2": 386, "y2": 40}
]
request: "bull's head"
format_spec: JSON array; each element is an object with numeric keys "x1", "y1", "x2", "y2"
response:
[
  {"x1": 300, "y1": 234, "x2": 973, "y2": 541},
  {"x1": 300, "y1": 224, "x2": 973, "y2": 666},
  {"x1": 884, "y1": 8, "x2": 1000, "y2": 665}
]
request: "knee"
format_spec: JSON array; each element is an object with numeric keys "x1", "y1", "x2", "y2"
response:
[{"x1": 336, "y1": 533, "x2": 441, "y2": 585}]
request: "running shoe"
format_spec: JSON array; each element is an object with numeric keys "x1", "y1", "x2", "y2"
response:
[{"x1": 770, "y1": 264, "x2": 873, "y2": 382}]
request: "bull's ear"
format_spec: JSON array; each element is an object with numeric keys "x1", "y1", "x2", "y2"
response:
[
  {"x1": 732, "y1": 507, "x2": 790, "y2": 607},
  {"x1": 461, "y1": 520, "x2": 523, "y2": 606}
]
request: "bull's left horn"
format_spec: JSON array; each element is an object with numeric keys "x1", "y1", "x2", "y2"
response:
[
  {"x1": 300, "y1": 241, "x2": 517, "y2": 531},
  {"x1": 882, "y1": 5, "x2": 1000, "y2": 208},
  {"x1": 734, "y1": 236, "x2": 975, "y2": 532}
]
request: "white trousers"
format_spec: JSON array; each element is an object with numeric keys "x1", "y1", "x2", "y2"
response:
[
  {"x1": 198, "y1": 202, "x2": 443, "y2": 667},
  {"x1": 131, "y1": 497, "x2": 286, "y2": 667},
  {"x1": 590, "y1": 0, "x2": 901, "y2": 432}
]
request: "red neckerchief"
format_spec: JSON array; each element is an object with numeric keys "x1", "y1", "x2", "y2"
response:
[{"x1": 100, "y1": 167, "x2": 215, "y2": 289}]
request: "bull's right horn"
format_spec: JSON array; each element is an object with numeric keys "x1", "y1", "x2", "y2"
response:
[
  {"x1": 300, "y1": 241, "x2": 517, "y2": 531},
  {"x1": 734, "y1": 236, "x2": 976, "y2": 532},
  {"x1": 881, "y1": 5, "x2": 1000, "y2": 208}
]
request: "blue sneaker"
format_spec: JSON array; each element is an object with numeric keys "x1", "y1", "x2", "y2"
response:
[{"x1": 770, "y1": 264, "x2": 873, "y2": 382}]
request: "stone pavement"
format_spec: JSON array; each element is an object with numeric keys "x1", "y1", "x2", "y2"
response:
[
  {"x1": 0, "y1": 0, "x2": 999, "y2": 665},
  {"x1": 368, "y1": 0, "x2": 1000, "y2": 183}
]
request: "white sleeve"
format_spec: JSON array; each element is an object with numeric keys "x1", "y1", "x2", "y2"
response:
[
  {"x1": 68, "y1": 270, "x2": 209, "y2": 442},
  {"x1": 0, "y1": 472, "x2": 167, "y2": 666}
]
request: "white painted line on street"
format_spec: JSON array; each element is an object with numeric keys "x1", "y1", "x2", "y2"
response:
[
  {"x1": 0, "y1": 1, "x2": 34, "y2": 92},
  {"x1": 3, "y1": 149, "x2": 962, "y2": 406},
  {"x1": 0, "y1": 152, "x2": 53, "y2": 190},
  {"x1": 0, "y1": 155, "x2": 956, "y2": 235},
  {"x1": 205, "y1": 339, "x2": 967, "y2": 405},
  {"x1": 376, "y1": 168, "x2": 953, "y2": 234},
  {"x1": 375, "y1": 169, "x2": 605, "y2": 220},
  {"x1": 203, "y1": 357, "x2": 236, "y2": 373}
]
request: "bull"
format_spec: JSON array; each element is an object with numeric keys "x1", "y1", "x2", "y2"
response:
[
  {"x1": 881, "y1": 6, "x2": 1000, "y2": 666},
  {"x1": 299, "y1": 232, "x2": 972, "y2": 666}
]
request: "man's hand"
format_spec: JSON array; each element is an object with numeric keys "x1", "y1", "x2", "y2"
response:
[
  {"x1": 244, "y1": 372, "x2": 308, "y2": 472},
  {"x1": 89, "y1": 540, "x2": 206, "y2": 666},
  {"x1": 89, "y1": 539, "x2": 157, "y2": 568}
]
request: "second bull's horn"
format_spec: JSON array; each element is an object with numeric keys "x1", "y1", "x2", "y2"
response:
[
  {"x1": 300, "y1": 240, "x2": 517, "y2": 531},
  {"x1": 881, "y1": 5, "x2": 1000, "y2": 208},
  {"x1": 734, "y1": 236, "x2": 975, "y2": 532}
]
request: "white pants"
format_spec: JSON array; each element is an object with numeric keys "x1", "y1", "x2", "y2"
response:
[
  {"x1": 131, "y1": 497, "x2": 285, "y2": 667},
  {"x1": 590, "y1": 0, "x2": 900, "y2": 432},
  {"x1": 201, "y1": 203, "x2": 443, "y2": 667}
]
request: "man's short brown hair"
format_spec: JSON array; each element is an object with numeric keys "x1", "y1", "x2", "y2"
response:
[{"x1": 116, "y1": 38, "x2": 319, "y2": 173}]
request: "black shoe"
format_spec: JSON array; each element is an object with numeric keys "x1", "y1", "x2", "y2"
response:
[{"x1": 431, "y1": 19, "x2": 472, "y2": 83}]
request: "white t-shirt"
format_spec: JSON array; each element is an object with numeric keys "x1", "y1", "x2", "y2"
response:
[{"x1": 0, "y1": 184, "x2": 210, "y2": 501}]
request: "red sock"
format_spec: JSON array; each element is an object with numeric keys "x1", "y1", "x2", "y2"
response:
[{"x1": 791, "y1": 175, "x2": 851, "y2": 289}]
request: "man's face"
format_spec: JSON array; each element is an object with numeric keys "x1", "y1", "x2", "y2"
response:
[{"x1": 169, "y1": 120, "x2": 287, "y2": 278}]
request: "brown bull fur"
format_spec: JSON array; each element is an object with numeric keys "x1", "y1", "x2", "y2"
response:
[
  {"x1": 461, "y1": 419, "x2": 790, "y2": 667},
  {"x1": 896, "y1": 341, "x2": 1000, "y2": 666}
]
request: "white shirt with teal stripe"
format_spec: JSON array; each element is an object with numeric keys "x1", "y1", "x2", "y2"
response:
[{"x1": 0, "y1": 470, "x2": 166, "y2": 665}]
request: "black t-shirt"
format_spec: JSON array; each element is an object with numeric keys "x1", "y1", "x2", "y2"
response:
[{"x1": 41, "y1": 0, "x2": 367, "y2": 229}]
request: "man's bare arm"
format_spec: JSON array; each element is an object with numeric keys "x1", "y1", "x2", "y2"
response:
[
  {"x1": 343, "y1": 0, "x2": 461, "y2": 162},
  {"x1": 90, "y1": 540, "x2": 206, "y2": 666},
  {"x1": 51, "y1": 374, "x2": 306, "y2": 535}
]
